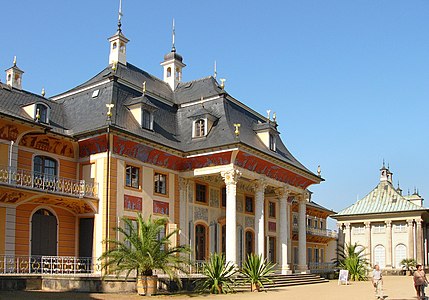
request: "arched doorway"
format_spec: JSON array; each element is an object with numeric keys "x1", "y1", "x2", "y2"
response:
[
  {"x1": 374, "y1": 245, "x2": 385, "y2": 268},
  {"x1": 31, "y1": 209, "x2": 57, "y2": 256},
  {"x1": 195, "y1": 224, "x2": 207, "y2": 261},
  {"x1": 395, "y1": 244, "x2": 407, "y2": 268},
  {"x1": 245, "y1": 230, "x2": 254, "y2": 259}
]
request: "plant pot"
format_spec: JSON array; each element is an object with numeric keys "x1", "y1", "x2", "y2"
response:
[
  {"x1": 251, "y1": 283, "x2": 261, "y2": 292},
  {"x1": 137, "y1": 275, "x2": 158, "y2": 296}
]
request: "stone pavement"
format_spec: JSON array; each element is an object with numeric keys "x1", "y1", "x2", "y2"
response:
[{"x1": 0, "y1": 276, "x2": 419, "y2": 300}]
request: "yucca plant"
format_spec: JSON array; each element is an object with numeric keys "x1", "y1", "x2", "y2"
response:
[
  {"x1": 99, "y1": 214, "x2": 190, "y2": 295},
  {"x1": 401, "y1": 258, "x2": 417, "y2": 275},
  {"x1": 335, "y1": 243, "x2": 369, "y2": 281},
  {"x1": 241, "y1": 253, "x2": 276, "y2": 292},
  {"x1": 197, "y1": 252, "x2": 237, "y2": 294}
]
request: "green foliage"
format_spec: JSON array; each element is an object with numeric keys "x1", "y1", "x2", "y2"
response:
[
  {"x1": 99, "y1": 214, "x2": 190, "y2": 283},
  {"x1": 197, "y1": 253, "x2": 237, "y2": 294},
  {"x1": 335, "y1": 243, "x2": 369, "y2": 281},
  {"x1": 241, "y1": 253, "x2": 276, "y2": 291},
  {"x1": 401, "y1": 258, "x2": 417, "y2": 272}
]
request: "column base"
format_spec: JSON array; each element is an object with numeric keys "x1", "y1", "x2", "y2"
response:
[
  {"x1": 280, "y1": 268, "x2": 293, "y2": 275},
  {"x1": 295, "y1": 265, "x2": 310, "y2": 274}
]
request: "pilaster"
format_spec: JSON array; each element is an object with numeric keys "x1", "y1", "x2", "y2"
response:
[
  {"x1": 385, "y1": 220, "x2": 392, "y2": 268},
  {"x1": 407, "y1": 219, "x2": 415, "y2": 259}
]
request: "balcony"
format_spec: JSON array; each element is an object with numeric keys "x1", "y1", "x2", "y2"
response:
[
  {"x1": 0, "y1": 166, "x2": 98, "y2": 199},
  {"x1": 292, "y1": 223, "x2": 338, "y2": 239}
]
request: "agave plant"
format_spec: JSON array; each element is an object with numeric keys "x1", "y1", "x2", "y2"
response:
[
  {"x1": 335, "y1": 243, "x2": 369, "y2": 281},
  {"x1": 241, "y1": 253, "x2": 276, "y2": 292},
  {"x1": 198, "y1": 252, "x2": 237, "y2": 294}
]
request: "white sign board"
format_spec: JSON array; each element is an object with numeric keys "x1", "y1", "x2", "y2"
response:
[{"x1": 338, "y1": 269, "x2": 349, "y2": 285}]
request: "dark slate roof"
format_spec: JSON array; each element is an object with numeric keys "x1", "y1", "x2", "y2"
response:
[{"x1": 0, "y1": 61, "x2": 318, "y2": 178}]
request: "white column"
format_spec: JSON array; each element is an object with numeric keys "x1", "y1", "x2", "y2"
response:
[
  {"x1": 297, "y1": 195, "x2": 308, "y2": 272},
  {"x1": 277, "y1": 187, "x2": 291, "y2": 274},
  {"x1": 221, "y1": 169, "x2": 241, "y2": 265},
  {"x1": 407, "y1": 219, "x2": 415, "y2": 259},
  {"x1": 385, "y1": 220, "x2": 392, "y2": 268},
  {"x1": 364, "y1": 221, "x2": 371, "y2": 263},
  {"x1": 178, "y1": 177, "x2": 189, "y2": 246},
  {"x1": 417, "y1": 219, "x2": 424, "y2": 265},
  {"x1": 287, "y1": 201, "x2": 292, "y2": 266},
  {"x1": 254, "y1": 180, "x2": 266, "y2": 258}
]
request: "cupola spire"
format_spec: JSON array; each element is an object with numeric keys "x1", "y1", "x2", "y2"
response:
[
  {"x1": 5, "y1": 56, "x2": 24, "y2": 90},
  {"x1": 108, "y1": 0, "x2": 129, "y2": 66},
  {"x1": 161, "y1": 19, "x2": 186, "y2": 90}
]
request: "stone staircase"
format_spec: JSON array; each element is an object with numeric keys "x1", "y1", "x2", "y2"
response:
[{"x1": 233, "y1": 273, "x2": 329, "y2": 291}]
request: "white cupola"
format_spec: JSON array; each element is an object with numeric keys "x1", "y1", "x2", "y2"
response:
[
  {"x1": 379, "y1": 161, "x2": 393, "y2": 184},
  {"x1": 160, "y1": 19, "x2": 185, "y2": 90},
  {"x1": 108, "y1": 0, "x2": 129, "y2": 66},
  {"x1": 5, "y1": 56, "x2": 24, "y2": 90}
]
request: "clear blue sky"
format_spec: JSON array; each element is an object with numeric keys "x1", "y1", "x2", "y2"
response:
[{"x1": 2, "y1": 1, "x2": 428, "y2": 227}]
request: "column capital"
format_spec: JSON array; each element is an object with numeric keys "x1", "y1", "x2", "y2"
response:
[
  {"x1": 275, "y1": 186, "x2": 291, "y2": 200},
  {"x1": 416, "y1": 218, "x2": 423, "y2": 226},
  {"x1": 364, "y1": 221, "x2": 371, "y2": 228},
  {"x1": 344, "y1": 222, "x2": 351, "y2": 229},
  {"x1": 178, "y1": 177, "x2": 189, "y2": 190},
  {"x1": 385, "y1": 220, "x2": 392, "y2": 227},
  {"x1": 221, "y1": 169, "x2": 242, "y2": 186},
  {"x1": 407, "y1": 219, "x2": 414, "y2": 225},
  {"x1": 253, "y1": 179, "x2": 267, "y2": 192}
]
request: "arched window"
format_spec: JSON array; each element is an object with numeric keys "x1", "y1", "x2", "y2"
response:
[
  {"x1": 175, "y1": 67, "x2": 181, "y2": 80},
  {"x1": 167, "y1": 67, "x2": 172, "y2": 78},
  {"x1": 119, "y1": 42, "x2": 125, "y2": 53},
  {"x1": 34, "y1": 156, "x2": 57, "y2": 177},
  {"x1": 395, "y1": 244, "x2": 407, "y2": 268},
  {"x1": 112, "y1": 42, "x2": 117, "y2": 49},
  {"x1": 355, "y1": 245, "x2": 365, "y2": 257},
  {"x1": 195, "y1": 224, "x2": 207, "y2": 261},
  {"x1": 31, "y1": 209, "x2": 57, "y2": 256},
  {"x1": 193, "y1": 119, "x2": 206, "y2": 138},
  {"x1": 374, "y1": 245, "x2": 385, "y2": 268},
  {"x1": 35, "y1": 103, "x2": 48, "y2": 123},
  {"x1": 245, "y1": 230, "x2": 254, "y2": 258}
]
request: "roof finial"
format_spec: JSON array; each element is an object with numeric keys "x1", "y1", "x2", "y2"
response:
[
  {"x1": 13, "y1": 56, "x2": 17, "y2": 66},
  {"x1": 117, "y1": 0, "x2": 123, "y2": 32},
  {"x1": 41, "y1": 87, "x2": 45, "y2": 97},
  {"x1": 142, "y1": 81, "x2": 146, "y2": 93},
  {"x1": 382, "y1": 159, "x2": 385, "y2": 168},
  {"x1": 171, "y1": 18, "x2": 176, "y2": 52},
  {"x1": 214, "y1": 60, "x2": 217, "y2": 79},
  {"x1": 387, "y1": 162, "x2": 390, "y2": 170}
]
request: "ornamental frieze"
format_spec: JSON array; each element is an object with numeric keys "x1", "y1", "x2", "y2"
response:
[
  {"x1": 194, "y1": 207, "x2": 208, "y2": 223},
  {"x1": 20, "y1": 134, "x2": 74, "y2": 158}
]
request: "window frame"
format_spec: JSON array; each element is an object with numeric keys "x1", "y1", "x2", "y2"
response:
[
  {"x1": 141, "y1": 108, "x2": 153, "y2": 130},
  {"x1": 33, "y1": 155, "x2": 58, "y2": 177},
  {"x1": 154, "y1": 172, "x2": 168, "y2": 196},
  {"x1": 35, "y1": 103, "x2": 49, "y2": 124},
  {"x1": 244, "y1": 195, "x2": 254, "y2": 214},
  {"x1": 269, "y1": 133, "x2": 276, "y2": 151},
  {"x1": 193, "y1": 118, "x2": 207, "y2": 138},
  {"x1": 125, "y1": 164, "x2": 140, "y2": 189},
  {"x1": 268, "y1": 201, "x2": 276, "y2": 218},
  {"x1": 195, "y1": 182, "x2": 207, "y2": 204},
  {"x1": 220, "y1": 186, "x2": 226, "y2": 208}
]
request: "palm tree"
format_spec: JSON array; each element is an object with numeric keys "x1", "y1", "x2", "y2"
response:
[
  {"x1": 198, "y1": 252, "x2": 237, "y2": 294},
  {"x1": 241, "y1": 253, "x2": 276, "y2": 292},
  {"x1": 99, "y1": 214, "x2": 190, "y2": 296},
  {"x1": 401, "y1": 258, "x2": 417, "y2": 275},
  {"x1": 335, "y1": 243, "x2": 369, "y2": 281}
]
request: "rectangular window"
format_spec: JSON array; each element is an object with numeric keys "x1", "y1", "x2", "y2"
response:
[
  {"x1": 142, "y1": 109, "x2": 152, "y2": 130},
  {"x1": 307, "y1": 248, "x2": 312, "y2": 263},
  {"x1": 268, "y1": 201, "x2": 276, "y2": 218},
  {"x1": 320, "y1": 221, "x2": 324, "y2": 229},
  {"x1": 124, "y1": 219, "x2": 138, "y2": 249},
  {"x1": 194, "y1": 119, "x2": 206, "y2": 138},
  {"x1": 314, "y1": 220, "x2": 318, "y2": 229},
  {"x1": 154, "y1": 172, "x2": 167, "y2": 195},
  {"x1": 373, "y1": 224, "x2": 385, "y2": 234},
  {"x1": 245, "y1": 196, "x2": 254, "y2": 213},
  {"x1": 125, "y1": 165, "x2": 140, "y2": 189},
  {"x1": 221, "y1": 187, "x2": 226, "y2": 207},
  {"x1": 195, "y1": 183, "x2": 207, "y2": 203},
  {"x1": 353, "y1": 226, "x2": 365, "y2": 235},
  {"x1": 269, "y1": 134, "x2": 276, "y2": 151},
  {"x1": 394, "y1": 223, "x2": 407, "y2": 233},
  {"x1": 314, "y1": 248, "x2": 319, "y2": 263},
  {"x1": 307, "y1": 218, "x2": 312, "y2": 228}
]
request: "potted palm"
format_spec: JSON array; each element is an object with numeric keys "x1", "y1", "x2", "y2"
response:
[
  {"x1": 198, "y1": 252, "x2": 237, "y2": 294},
  {"x1": 241, "y1": 253, "x2": 276, "y2": 292},
  {"x1": 401, "y1": 258, "x2": 417, "y2": 276},
  {"x1": 99, "y1": 214, "x2": 190, "y2": 296}
]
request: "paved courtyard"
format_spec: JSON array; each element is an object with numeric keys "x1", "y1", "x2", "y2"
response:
[{"x1": 0, "y1": 276, "x2": 420, "y2": 300}]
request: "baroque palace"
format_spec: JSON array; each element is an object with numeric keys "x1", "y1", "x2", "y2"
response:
[{"x1": 0, "y1": 8, "x2": 337, "y2": 279}]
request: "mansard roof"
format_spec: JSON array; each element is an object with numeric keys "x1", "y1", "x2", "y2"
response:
[
  {"x1": 334, "y1": 180, "x2": 427, "y2": 217},
  {"x1": 0, "y1": 61, "x2": 319, "y2": 180}
]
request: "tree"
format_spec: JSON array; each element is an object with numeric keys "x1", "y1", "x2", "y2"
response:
[
  {"x1": 335, "y1": 243, "x2": 369, "y2": 281},
  {"x1": 401, "y1": 258, "x2": 417, "y2": 275},
  {"x1": 241, "y1": 253, "x2": 276, "y2": 292},
  {"x1": 197, "y1": 252, "x2": 237, "y2": 294},
  {"x1": 99, "y1": 214, "x2": 190, "y2": 295}
]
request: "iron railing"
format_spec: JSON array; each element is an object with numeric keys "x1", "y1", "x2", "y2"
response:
[
  {"x1": 0, "y1": 166, "x2": 98, "y2": 199},
  {"x1": 292, "y1": 224, "x2": 338, "y2": 238},
  {"x1": 0, "y1": 255, "x2": 101, "y2": 275}
]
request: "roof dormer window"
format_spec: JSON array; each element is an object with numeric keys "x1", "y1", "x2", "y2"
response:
[
  {"x1": 193, "y1": 119, "x2": 206, "y2": 138},
  {"x1": 35, "y1": 103, "x2": 49, "y2": 124},
  {"x1": 142, "y1": 108, "x2": 153, "y2": 130},
  {"x1": 269, "y1": 133, "x2": 276, "y2": 152}
]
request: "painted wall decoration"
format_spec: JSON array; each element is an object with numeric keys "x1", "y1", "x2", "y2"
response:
[
  {"x1": 153, "y1": 200, "x2": 169, "y2": 215},
  {"x1": 268, "y1": 221, "x2": 276, "y2": 232},
  {"x1": 234, "y1": 152, "x2": 315, "y2": 189},
  {"x1": 0, "y1": 123, "x2": 20, "y2": 141},
  {"x1": 79, "y1": 135, "x2": 108, "y2": 158},
  {"x1": 124, "y1": 194, "x2": 142, "y2": 211},
  {"x1": 0, "y1": 190, "x2": 28, "y2": 204},
  {"x1": 20, "y1": 134, "x2": 74, "y2": 158},
  {"x1": 31, "y1": 197, "x2": 94, "y2": 214},
  {"x1": 113, "y1": 136, "x2": 231, "y2": 171}
]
